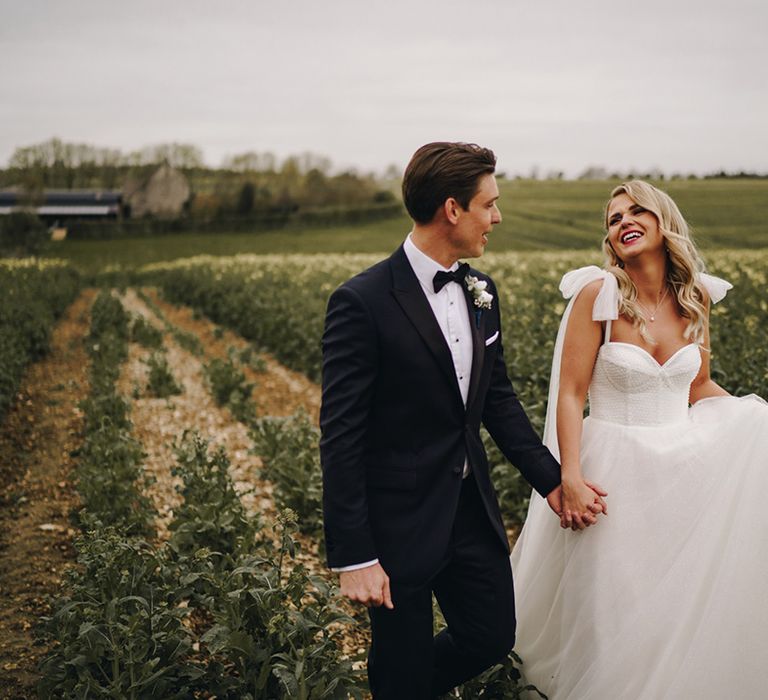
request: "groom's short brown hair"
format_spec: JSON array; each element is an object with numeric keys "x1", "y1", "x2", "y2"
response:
[{"x1": 402, "y1": 142, "x2": 497, "y2": 224}]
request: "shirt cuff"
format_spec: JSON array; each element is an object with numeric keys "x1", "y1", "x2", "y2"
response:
[{"x1": 331, "y1": 559, "x2": 379, "y2": 572}]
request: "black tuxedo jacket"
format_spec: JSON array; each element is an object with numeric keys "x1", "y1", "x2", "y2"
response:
[{"x1": 319, "y1": 245, "x2": 560, "y2": 584}]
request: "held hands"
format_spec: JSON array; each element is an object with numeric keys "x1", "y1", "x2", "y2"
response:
[
  {"x1": 339, "y1": 562, "x2": 394, "y2": 609},
  {"x1": 546, "y1": 478, "x2": 608, "y2": 530}
]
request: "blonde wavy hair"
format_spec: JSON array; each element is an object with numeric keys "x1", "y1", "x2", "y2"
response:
[{"x1": 602, "y1": 180, "x2": 709, "y2": 344}]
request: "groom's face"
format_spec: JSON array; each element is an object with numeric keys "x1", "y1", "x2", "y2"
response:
[{"x1": 448, "y1": 173, "x2": 502, "y2": 259}]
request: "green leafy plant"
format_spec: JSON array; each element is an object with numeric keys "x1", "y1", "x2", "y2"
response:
[
  {"x1": 75, "y1": 419, "x2": 155, "y2": 536},
  {"x1": 164, "y1": 438, "x2": 363, "y2": 698},
  {"x1": 172, "y1": 326, "x2": 205, "y2": 356},
  {"x1": 88, "y1": 290, "x2": 131, "y2": 348},
  {"x1": 204, "y1": 355, "x2": 256, "y2": 424},
  {"x1": 0, "y1": 210, "x2": 49, "y2": 257},
  {"x1": 197, "y1": 512, "x2": 365, "y2": 699},
  {"x1": 131, "y1": 314, "x2": 164, "y2": 349},
  {"x1": 237, "y1": 343, "x2": 267, "y2": 372},
  {"x1": 168, "y1": 432, "x2": 261, "y2": 569},
  {"x1": 38, "y1": 528, "x2": 202, "y2": 698},
  {"x1": 145, "y1": 351, "x2": 183, "y2": 398},
  {"x1": 454, "y1": 651, "x2": 546, "y2": 699},
  {"x1": 0, "y1": 260, "x2": 79, "y2": 420},
  {"x1": 249, "y1": 410, "x2": 323, "y2": 536}
]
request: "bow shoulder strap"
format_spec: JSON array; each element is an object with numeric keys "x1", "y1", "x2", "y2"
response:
[
  {"x1": 542, "y1": 266, "x2": 619, "y2": 460},
  {"x1": 698, "y1": 272, "x2": 732, "y2": 304}
]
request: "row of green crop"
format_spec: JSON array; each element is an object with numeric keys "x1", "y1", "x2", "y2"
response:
[
  {"x1": 75, "y1": 291, "x2": 157, "y2": 534},
  {"x1": 0, "y1": 259, "x2": 80, "y2": 421},
  {"x1": 40, "y1": 290, "x2": 167, "y2": 694},
  {"x1": 40, "y1": 291, "x2": 364, "y2": 698},
  {"x1": 139, "y1": 249, "x2": 768, "y2": 434}
]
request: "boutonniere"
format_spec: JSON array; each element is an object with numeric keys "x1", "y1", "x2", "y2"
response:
[{"x1": 465, "y1": 275, "x2": 493, "y2": 310}]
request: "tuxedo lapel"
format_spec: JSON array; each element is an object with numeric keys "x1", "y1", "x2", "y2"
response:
[
  {"x1": 389, "y1": 246, "x2": 463, "y2": 403},
  {"x1": 463, "y1": 283, "x2": 486, "y2": 411}
]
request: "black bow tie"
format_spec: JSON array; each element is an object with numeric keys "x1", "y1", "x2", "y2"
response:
[{"x1": 433, "y1": 263, "x2": 470, "y2": 293}]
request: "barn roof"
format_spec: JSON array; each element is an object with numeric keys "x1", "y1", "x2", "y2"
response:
[
  {"x1": 0, "y1": 190, "x2": 122, "y2": 206},
  {"x1": 0, "y1": 189, "x2": 122, "y2": 217}
]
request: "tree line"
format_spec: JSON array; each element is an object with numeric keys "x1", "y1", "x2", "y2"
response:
[{"x1": 0, "y1": 138, "x2": 397, "y2": 220}]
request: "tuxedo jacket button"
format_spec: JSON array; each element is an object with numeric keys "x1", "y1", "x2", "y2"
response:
[{"x1": 452, "y1": 466, "x2": 462, "y2": 475}]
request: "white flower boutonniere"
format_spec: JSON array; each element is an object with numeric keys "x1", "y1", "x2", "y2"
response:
[{"x1": 465, "y1": 275, "x2": 493, "y2": 310}]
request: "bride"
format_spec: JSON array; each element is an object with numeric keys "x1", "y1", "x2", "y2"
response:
[{"x1": 511, "y1": 180, "x2": 768, "y2": 699}]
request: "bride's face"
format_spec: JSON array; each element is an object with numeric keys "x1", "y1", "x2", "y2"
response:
[{"x1": 606, "y1": 193, "x2": 665, "y2": 263}]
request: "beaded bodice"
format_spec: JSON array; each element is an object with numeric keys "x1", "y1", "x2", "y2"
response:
[{"x1": 588, "y1": 341, "x2": 701, "y2": 426}]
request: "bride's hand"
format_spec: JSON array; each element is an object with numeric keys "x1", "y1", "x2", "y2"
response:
[
  {"x1": 584, "y1": 479, "x2": 608, "y2": 516},
  {"x1": 561, "y1": 477, "x2": 606, "y2": 530}
]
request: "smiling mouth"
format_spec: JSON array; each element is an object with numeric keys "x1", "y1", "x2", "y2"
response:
[{"x1": 621, "y1": 231, "x2": 643, "y2": 244}]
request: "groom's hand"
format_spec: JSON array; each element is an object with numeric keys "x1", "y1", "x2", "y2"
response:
[
  {"x1": 339, "y1": 563, "x2": 394, "y2": 610},
  {"x1": 545, "y1": 485, "x2": 564, "y2": 517}
]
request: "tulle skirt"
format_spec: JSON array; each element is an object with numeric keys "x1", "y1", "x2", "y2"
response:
[{"x1": 511, "y1": 395, "x2": 768, "y2": 699}]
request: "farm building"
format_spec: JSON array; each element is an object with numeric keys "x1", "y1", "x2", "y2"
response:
[
  {"x1": 0, "y1": 163, "x2": 191, "y2": 224},
  {"x1": 122, "y1": 163, "x2": 190, "y2": 219},
  {"x1": 0, "y1": 189, "x2": 122, "y2": 221}
]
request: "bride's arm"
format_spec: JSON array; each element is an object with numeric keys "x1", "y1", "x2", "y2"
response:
[
  {"x1": 690, "y1": 302, "x2": 730, "y2": 403},
  {"x1": 557, "y1": 281, "x2": 608, "y2": 529}
]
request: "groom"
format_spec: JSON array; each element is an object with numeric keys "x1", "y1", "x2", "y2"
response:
[{"x1": 321, "y1": 142, "x2": 565, "y2": 698}]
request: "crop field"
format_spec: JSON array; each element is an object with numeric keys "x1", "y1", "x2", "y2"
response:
[
  {"x1": 0, "y1": 260, "x2": 80, "y2": 419},
  {"x1": 1, "y1": 179, "x2": 767, "y2": 696},
  {"x1": 45, "y1": 178, "x2": 768, "y2": 274},
  {"x1": 140, "y1": 248, "x2": 768, "y2": 415}
]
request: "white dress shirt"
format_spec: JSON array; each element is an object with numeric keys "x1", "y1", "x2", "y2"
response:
[
  {"x1": 332, "y1": 234, "x2": 474, "y2": 572},
  {"x1": 403, "y1": 233, "x2": 474, "y2": 408}
]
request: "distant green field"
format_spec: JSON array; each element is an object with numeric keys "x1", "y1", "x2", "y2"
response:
[
  {"x1": 46, "y1": 179, "x2": 768, "y2": 273},
  {"x1": 499, "y1": 178, "x2": 768, "y2": 250}
]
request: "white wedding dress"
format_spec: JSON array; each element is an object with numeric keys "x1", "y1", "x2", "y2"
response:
[{"x1": 511, "y1": 266, "x2": 768, "y2": 699}]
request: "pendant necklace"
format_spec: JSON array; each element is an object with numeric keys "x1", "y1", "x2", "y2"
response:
[{"x1": 637, "y1": 286, "x2": 669, "y2": 322}]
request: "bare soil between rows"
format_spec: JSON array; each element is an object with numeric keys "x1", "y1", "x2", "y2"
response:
[{"x1": 0, "y1": 289, "x2": 94, "y2": 699}]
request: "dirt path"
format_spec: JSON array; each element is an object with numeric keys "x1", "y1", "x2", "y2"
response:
[
  {"x1": 118, "y1": 288, "x2": 272, "y2": 539},
  {"x1": 143, "y1": 288, "x2": 320, "y2": 422},
  {"x1": 0, "y1": 289, "x2": 94, "y2": 699}
]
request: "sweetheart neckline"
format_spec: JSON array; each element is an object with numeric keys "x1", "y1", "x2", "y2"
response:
[{"x1": 600, "y1": 341, "x2": 699, "y2": 369}]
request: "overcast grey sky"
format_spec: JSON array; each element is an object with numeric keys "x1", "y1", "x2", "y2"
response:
[{"x1": 1, "y1": 0, "x2": 766, "y2": 177}]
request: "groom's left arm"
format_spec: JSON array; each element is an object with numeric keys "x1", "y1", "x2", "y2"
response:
[{"x1": 481, "y1": 279, "x2": 561, "y2": 498}]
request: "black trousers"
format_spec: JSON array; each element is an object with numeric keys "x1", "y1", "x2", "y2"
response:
[{"x1": 367, "y1": 473, "x2": 516, "y2": 699}]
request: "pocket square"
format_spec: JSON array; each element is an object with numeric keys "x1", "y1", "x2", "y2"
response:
[{"x1": 484, "y1": 331, "x2": 499, "y2": 346}]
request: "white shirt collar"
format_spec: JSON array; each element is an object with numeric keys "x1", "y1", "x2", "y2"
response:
[{"x1": 403, "y1": 233, "x2": 459, "y2": 295}]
